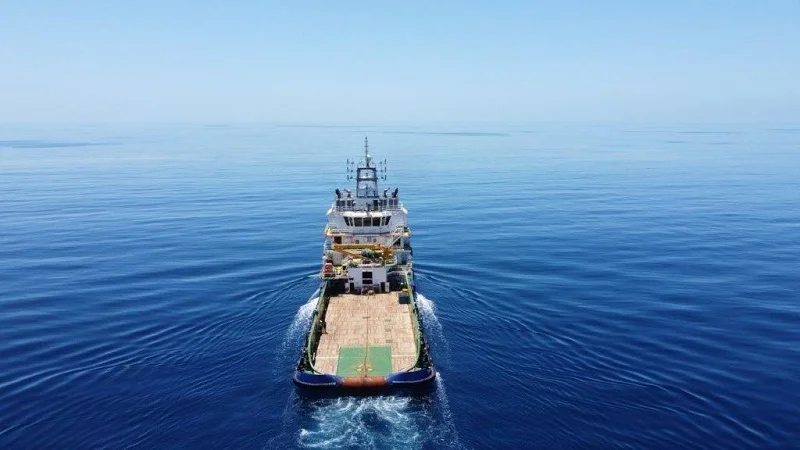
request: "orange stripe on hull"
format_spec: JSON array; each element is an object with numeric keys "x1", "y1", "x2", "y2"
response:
[{"x1": 341, "y1": 376, "x2": 388, "y2": 388}]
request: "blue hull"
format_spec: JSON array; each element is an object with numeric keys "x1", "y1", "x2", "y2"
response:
[{"x1": 293, "y1": 366, "x2": 436, "y2": 390}]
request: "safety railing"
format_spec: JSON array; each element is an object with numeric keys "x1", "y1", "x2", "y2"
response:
[
  {"x1": 304, "y1": 282, "x2": 329, "y2": 373},
  {"x1": 404, "y1": 270, "x2": 425, "y2": 370},
  {"x1": 332, "y1": 200, "x2": 404, "y2": 212}
]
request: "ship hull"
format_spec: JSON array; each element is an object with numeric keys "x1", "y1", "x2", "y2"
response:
[{"x1": 292, "y1": 366, "x2": 436, "y2": 390}]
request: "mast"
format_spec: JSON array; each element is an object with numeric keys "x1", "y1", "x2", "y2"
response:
[
  {"x1": 364, "y1": 137, "x2": 372, "y2": 167},
  {"x1": 356, "y1": 136, "x2": 378, "y2": 198}
]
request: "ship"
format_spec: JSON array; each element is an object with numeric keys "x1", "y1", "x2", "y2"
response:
[{"x1": 293, "y1": 138, "x2": 436, "y2": 389}]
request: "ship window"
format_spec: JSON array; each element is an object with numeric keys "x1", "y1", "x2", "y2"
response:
[
  {"x1": 372, "y1": 217, "x2": 381, "y2": 227},
  {"x1": 344, "y1": 217, "x2": 351, "y2": 226},
  {"x1": 354, "y1": 217, "x2": 363, "y2": 226}
]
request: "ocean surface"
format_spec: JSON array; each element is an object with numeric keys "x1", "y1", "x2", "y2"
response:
[{"x1": 1, "y1": 123, "x2": 799, "y2": 449}]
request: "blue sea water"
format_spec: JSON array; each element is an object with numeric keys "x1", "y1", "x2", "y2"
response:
[{"x1": 1, "y1": 123, "x2": 799, "y2": 449}]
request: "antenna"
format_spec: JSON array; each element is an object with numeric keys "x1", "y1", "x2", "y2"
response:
[
  {"x1": 364, "y1": 136, "x2": 373, "y2": 167},
  {"x1": 379, "y1": 158, "x2": 388, "y2": 180}
]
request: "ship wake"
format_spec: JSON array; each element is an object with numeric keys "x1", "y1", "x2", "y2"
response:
[
  {"x1": 275, "y1": 289, "x2": 319, "y2": 374},
  {"x1": 417, "y1": 293, "x2": 451, "y2": 364},
  {"x1": 298, "y1": 396, "x2": 422, "y2": 449},
  {"x1": 280, "y1": 288, "x2": 320, "y2": 355},
  {"x1": 296, "y1": 390, "x2": 463, "y2": 450}
]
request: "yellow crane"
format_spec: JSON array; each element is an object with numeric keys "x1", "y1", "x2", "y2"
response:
[{"x1": 331, "y1": 243, "x2": 393, "y2": 260}]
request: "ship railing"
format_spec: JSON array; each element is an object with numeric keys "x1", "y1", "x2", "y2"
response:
[
  {"x1": 326, "y1": 224, "x2": 394, "y2": 235},
  {"x1": 403, "y1": 271, "x2": 425, "y2": 371},
  {"x1": 333, "y1": 202, "x2": 404, "y2": 212},
  {"x1": 304, "y1": 282, "x2": 330, "y2": 373},
  {"x1": 391, "y1": 225, "x2": 411, "y2": 235}
]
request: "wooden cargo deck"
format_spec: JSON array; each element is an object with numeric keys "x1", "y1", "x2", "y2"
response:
[{"x1": 314, "y1": 292, "x2": 418, "y2": 375}]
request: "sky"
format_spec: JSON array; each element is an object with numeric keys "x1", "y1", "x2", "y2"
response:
[{"x1": 0, "y1": 1, "x2": 798, "y2": 123}]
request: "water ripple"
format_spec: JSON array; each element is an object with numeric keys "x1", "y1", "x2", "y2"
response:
[{"x1": 2, "y1": 123, "x2": 799, "y2": 448}]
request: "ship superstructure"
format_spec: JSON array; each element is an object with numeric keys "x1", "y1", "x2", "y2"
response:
[
  {"x1": 322, "y1": 138, "x2": 412, "y2": 294},
  {"x1": 293, "y1": 139, "x2": 435, "y2": 389}
]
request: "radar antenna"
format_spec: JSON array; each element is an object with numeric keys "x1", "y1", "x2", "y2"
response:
[
  {"x1": 379, "y1": 158, "x2": 388, "y2": 180},
  {"x1": 346, "y1": 158, "x2": 354, "y2": 180}
]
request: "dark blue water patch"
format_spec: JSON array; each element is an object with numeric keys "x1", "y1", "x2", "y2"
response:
[
  {"x1": 1, "y1": 123, "x2": 799, "y2": 449},
  {"x1": 276, "y1": 124, "x2": 375, "y2": 129},
  {"x1": 272, "y1": 125, "x2": 507, "y2": 136},
  {"x1": 766, "y1": 128, "x2": 800, "y2": 133},
  {"x1": 0, "y1": 139, "x2": 116, "y2": 149},
  {"x1": 675, "y1": 131, "x2": 739, "y2": 135},
  {"x1": 378, "y1": 131, "x2": 507, "y2": 137}
]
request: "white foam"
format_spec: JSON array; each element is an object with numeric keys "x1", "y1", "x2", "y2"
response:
[
  {"x1": 416, "y1": 293, "x2": 451, "y2": 362},
  {"x1": 298, "y1": 396, "x2": 421, "y2": 449},
  {"x1": 281, "y1": 288, "x2": 321, "y2": 354},
  {"x1": 433, "y1": 375, "x2": 461, "y2": 446}
]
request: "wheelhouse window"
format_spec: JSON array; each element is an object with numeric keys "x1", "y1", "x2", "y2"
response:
[{"x1": 345, "y1": 216, "x2": 394, "y2": 226}]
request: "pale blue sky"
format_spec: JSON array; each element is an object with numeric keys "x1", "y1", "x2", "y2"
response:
[{"x1": 1, "y1": 1, "x2": 798, "y2": 123}]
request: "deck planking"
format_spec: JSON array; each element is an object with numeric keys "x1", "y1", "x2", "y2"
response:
[{"x1": 314, "y1": 292, "x2": 418, "y2": 375}]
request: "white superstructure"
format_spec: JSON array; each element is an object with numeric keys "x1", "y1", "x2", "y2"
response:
[{"x1": 321, "y1": 138, "x2": 413, "y2": 293}]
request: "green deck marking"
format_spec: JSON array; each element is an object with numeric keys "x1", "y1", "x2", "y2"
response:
[
  {"x1": 336, "y1": 346, "x2": 393, "y2": 377},
  {"x1": 366, "y1": 346, "x2": 392, "y2": 376},
  {"x1": 336, "y1": 346, "x2": 366, "y2": 377}
]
